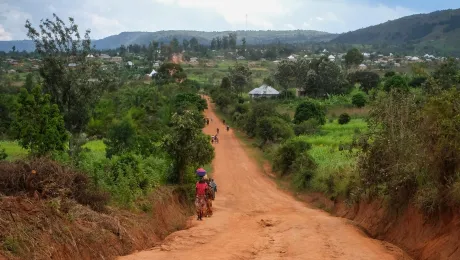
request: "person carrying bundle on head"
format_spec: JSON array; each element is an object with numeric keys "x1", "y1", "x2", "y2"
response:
[{"x1": 195, "y1": 177, "x2": 208, "y2": 221}]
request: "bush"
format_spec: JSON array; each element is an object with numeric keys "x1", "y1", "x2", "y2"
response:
[
  {"x1": 384, "y1": 75, "x2": 409, "y2": 92},
  {"x1": 256, "y1": 116, "x2": 294, "y2": 145},
  {"x1": 13, "y1": 86, "x2": 69, "y2": 156},
  {"x1": 0, "y1": 158, "x2": 110, "y2": 212},
  {"x1": 104, "y1": 119, "x2": 137, "y2": 159},
  {"x1": 338, "y1": 113, "x2": 351, "y2": 125},
  {"x1": 293, "y1": 100, "x2": 326, "y2": 125},
  {"x1": 294, "y1": 119, "x2": 320, "y2": 136},
  {"x1": 352, "y1": 93, "x2": 366, "y2": 108},
  {"x1": 291, "y1": 152, "x2": 317, "y2": 190},
  {"x1": 273, "y1": 137, "x2": 312, "y2": 175},
  {"x1": 0, "y1": 148, "x2": 7, "y2": 160},
  {"x1": 384, "y1": 71, "x2": 396, "y2": 78}
]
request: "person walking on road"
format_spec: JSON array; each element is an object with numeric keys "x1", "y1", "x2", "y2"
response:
[
  {"x1": 226, "y1": 125, "x2": 230, "y2": 132},
  {"x1": 209, "y1": 179, "x2": 217, "y2": 200},
  {"x1": 195, "y1": 178, "x2": 208, "y2": 221}
]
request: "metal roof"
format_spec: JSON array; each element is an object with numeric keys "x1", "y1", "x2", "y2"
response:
[{"x1": 248, "y1": 84, "x2": 280, "y2": 95}]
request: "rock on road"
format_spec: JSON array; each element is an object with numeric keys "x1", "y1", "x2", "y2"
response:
[{"x1": 119, "y1": 100, "x2": 410, "y2": 260}]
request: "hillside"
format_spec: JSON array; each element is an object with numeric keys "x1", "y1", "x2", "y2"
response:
[
  {"x1": 332, "y1": 8, "x2": 460, "y2": 55},
  {"x1": 0, "y1": 30, "x2": 336, "y2": 52}
]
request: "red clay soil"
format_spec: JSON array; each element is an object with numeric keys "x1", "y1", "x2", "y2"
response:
[
  {"x1": 334, "y1": 200, "x2": 460, "y2": 260},
  {"x1": 0, "y1": 187, "x2": 192, "y2": 260},
  {"x1": 119, "y1": 100, "x2": 411, "y2": 260}
]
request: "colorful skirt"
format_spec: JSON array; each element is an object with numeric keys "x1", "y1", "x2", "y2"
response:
[{"x1": 195, "y1": 195, "x2": 207, "y2": 213}]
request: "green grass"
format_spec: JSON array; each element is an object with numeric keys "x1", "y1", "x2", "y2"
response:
[
  {"x1": 0, "y1": 141, "x2": 28, "y2": 161},
  {"x1": 300, "y1": 119, "x2": 367, "y2": 195},
  {"x1": 82, "y1": 140, "x2": 106, "y2": 160}
]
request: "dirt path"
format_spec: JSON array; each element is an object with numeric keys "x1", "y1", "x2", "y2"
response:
[{"x1": 119, "y1": 101, "x2": 410, "y2": 260}]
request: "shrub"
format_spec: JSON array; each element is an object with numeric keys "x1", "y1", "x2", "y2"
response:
[
  {"x1": 104, "y1": 119, "x2": 137, "y2": 159},
  {"x1": 293, "y1": 100, "x2": 326, "y2": 125},
  {"x1": 13, "y1": 86, "x2": 68, "y2": 156},
  {"x1": 291, "y1": 152, "x2": 317, "y2": 190},
  {"x1": 384, "y1": 71, "x2": 396, "y2": 78},
  {"x1": 86, "y1": 118, "x2": 105, "y2": 138},
  {"x1": 338, "y1": 113, "x2": 351, "y2": 125},
  {"x1": 352, "y1": 93, "x2": 366, "y2": 108},
  {"x1": 384, "y1": 75, "x2": 409, "y2": 92},
  {"x1": 294, "y1": 119, "x2": 320, "y2": 136},
  {"x1": 273, "y1": 137, "x2": 312, "y2": 175},
  {"x1": 256, "y1": 116, "x2": 294, "y2": 145},
  {"x1": 0, "y1": 147, "x2": 7, "y2": 160},
  {"x1": 0, "y1": 158, "x2": 109, "y2": 212}
]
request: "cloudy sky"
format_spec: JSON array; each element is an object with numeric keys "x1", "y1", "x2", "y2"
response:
[{"x1": 0, "y1": 0, "x2": 458, "y2": 41}]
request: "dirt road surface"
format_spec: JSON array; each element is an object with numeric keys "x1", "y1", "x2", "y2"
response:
[{"x1": 119, "y1": 101, "x2": 410, "y2": 260}]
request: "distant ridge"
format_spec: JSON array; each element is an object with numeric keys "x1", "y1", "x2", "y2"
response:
[{"x1": 0, "y1": 30, "x2": 336, "y2": 52}]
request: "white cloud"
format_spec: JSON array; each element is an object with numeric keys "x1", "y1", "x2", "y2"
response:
[
  {"x1": 285, "y1": 23, "x2": 296, "y2": 30},
  {"x1": 153, "y1": 0, "x2": 298, "y2": 29},
  {"x1": 0, "y1": 24, "x2": 12, "y2": 40},
  {"x1": 84, "y1": 12, "x2": 126, "y2": 37}
]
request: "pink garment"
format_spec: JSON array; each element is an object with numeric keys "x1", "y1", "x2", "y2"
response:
[{"x1": 196, "y1": 182, "x2": 208, "y2": 196}]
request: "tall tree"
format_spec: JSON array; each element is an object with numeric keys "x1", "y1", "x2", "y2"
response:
[
  {"x1": 25, "y1": 14, "x2": 108, "y2": 133},
  {"x1": 189, "y1": 37, "x2": 199, "y2": 51},
  {"x1": 222, "y1": 36, "x2": 229, "y2": 49},
  {"x1": 170, "y1": 37, "x2": 180, "y2": 53},
  {"x1": 229, "y1": 33, "x2": 237, "y2": 49},
  {"x1": 216, "y1": 37, "x2": 222, "y2": 49},
  {"x1": 229, "y1": 64, "x2": 252, "y2": 96},
  {"x1": 163, "y1": 110, "x2": 214, "y2": 184},
  {"x1": 182, "y1": 39, "x2": 190, "y2": 50},
  {"x1": 211, "y1": 38, "x2": 217, "y2": 50}
]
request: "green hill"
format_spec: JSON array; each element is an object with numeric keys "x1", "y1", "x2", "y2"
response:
[
  {"x1": 332, "y1": 8, "x2": 460, "y2": 56},
  {"x1": 0, "y1": 30, "x2": 336, "y2": 52}
]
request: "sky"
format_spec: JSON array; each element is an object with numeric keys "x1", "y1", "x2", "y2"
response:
[{"x1": 0, "y1": 0, "x2": 458, "y2": 41}]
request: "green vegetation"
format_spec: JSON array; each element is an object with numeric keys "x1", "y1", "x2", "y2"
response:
[{"x1": 332, "y1": 8, "x2": 460, "y2": 56}]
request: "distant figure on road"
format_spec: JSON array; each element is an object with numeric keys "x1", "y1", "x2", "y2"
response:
[
  {"x1": 217, "y1": 128, "x2": 219, "y2": 134},
  {"x1": 223, "y1": 119, "x2": 226, "y2": 125},
  {"x1": 226, "y1": 125, "x2": 230, "y2": 132},
  {"x1": 209, "y1": 179, "x2": 217, "y2": 200},
  {"x1": 195, "y1": 178, "x2": 208, "y2": 221}
]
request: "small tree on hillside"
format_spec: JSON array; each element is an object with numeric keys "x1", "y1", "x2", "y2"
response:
[
  {"x1": 352, "y1": 93, "x2": 367, "y2": 108},
  {"x1": 294, "y1": 101, "x2": 326, "y2": 125},
  {"x1": 104, "y1": 119, "x2": 137, "y2": 159},
  {"x1": 220, "y1": 76, "x2": 232, "y2": 90},
  {"x1": 163, "y1": 110, "x2": 215, "y2": 184},
  {"x1": 13, "y1": 86, "x2": 68, "y2": 156},
  {"x1": 344, "y1": 48, "x2": 364, "y2": 68}
]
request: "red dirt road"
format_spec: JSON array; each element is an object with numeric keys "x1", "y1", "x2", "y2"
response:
[{"x1": 119, "y1": 102, "x2": 411, "y2": 260}]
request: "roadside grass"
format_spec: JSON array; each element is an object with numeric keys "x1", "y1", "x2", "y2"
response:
[{"x1": 301, "y1": 118, "x2": 367, "y2": 195}]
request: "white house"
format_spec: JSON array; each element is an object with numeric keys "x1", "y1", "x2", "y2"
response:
[
  {"x1": 148, "y1": 69, "x2": 157, "y2": 77},
  {"x1": 190, "y1": 57, "x2": 199, "y2": 63},
  {"x1": 248, "y1": 84, "x2": 280, "y2": 99},
  {"x1": 127, "y1": 61, "x2": 134, "y2": 67},
  {"x1": 328, "y1": 55, "x2": 335, "y2": 61},
  {"x1": 410, "y1": 57, "x2": 421, "y2": 62},
  {"x1": 287, "y1": 55, "x2": 296, "y2": 61},
  {"x1": 362, "y1": 53, "x2": 370, "y2": 58},
  {"x1": 358, "y1": 64, "x2": 367, "y2": 70}
]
